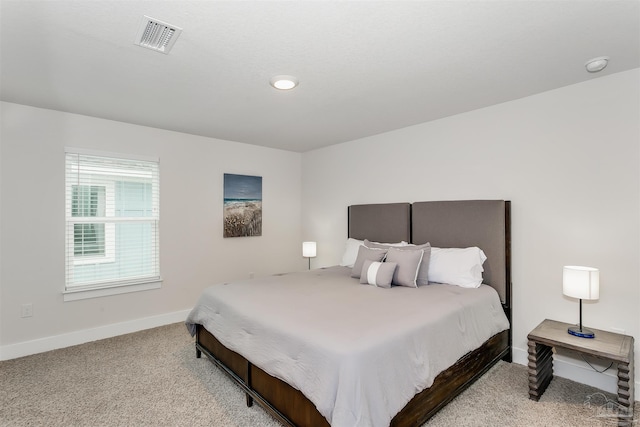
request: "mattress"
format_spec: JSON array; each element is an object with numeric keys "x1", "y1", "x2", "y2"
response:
[{"x1": 186, "y1": 266, "x2": 509, "y2": 427}]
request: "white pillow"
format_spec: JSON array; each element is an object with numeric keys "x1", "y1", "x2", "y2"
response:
[
  {"x1": 340, "y1": 238, "x2": 364, "y2": 267},
  {"x1": 428, "y1": 247, "x2": 487, "y2": 288}
]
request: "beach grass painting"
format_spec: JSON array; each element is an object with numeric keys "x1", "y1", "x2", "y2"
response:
[{"x1": 223, "y1": 173, "x2": 262, "y2": 238}]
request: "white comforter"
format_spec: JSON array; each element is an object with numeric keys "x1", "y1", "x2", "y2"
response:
[{"x1": 186, "y1": 266, "x2": 509, "y2": 427}]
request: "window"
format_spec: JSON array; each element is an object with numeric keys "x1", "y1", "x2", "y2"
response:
[
  {"x1": 65, "y1": 149, "x2": 160, "y2": 297},
  {"x1": 73, "y1": 185, "x2": 106, "y2": 256}
]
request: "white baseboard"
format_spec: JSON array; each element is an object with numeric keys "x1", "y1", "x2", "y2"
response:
[
  {"x1": 513, "y1": 346, "x2": 640, "y2": 395},
  {"x1": 0, "y1": 309, "x2": 191, "y2": 361}
]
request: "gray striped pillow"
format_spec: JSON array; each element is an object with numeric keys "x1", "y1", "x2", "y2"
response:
[{"x1": 359, "y1": 260, "x2": 397, "y2": 288}]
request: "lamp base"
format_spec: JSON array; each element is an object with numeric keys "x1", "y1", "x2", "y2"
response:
[{"x1": 567, "y1": 326, "x2": 595, "y2": 338}]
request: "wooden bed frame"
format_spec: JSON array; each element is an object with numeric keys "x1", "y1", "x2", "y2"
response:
[{"x1": 195, "y1": 200, "x2": 512, "y2": 426}]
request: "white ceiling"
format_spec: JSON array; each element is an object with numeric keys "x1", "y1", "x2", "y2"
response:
[{"x1": 1, "y1": 1, "x2": 639, "y2": 152}]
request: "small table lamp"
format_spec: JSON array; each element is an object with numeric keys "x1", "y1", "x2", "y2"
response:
[
  {"x1": 563, "y1": 265, "x2": 599, "y2": 338},
  {"x1": 302, "y1": 241, "x2": 317, "y2": 270}
]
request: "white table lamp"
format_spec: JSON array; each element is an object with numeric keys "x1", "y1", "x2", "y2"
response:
[
  {"x1": 563, "y1": 266, "x2": 599, "y2": 338},
  {"x1": 303, "y1": 241, "x2": 317, "y2": 270}
]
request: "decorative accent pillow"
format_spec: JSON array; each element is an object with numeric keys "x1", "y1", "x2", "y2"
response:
[
  {"x1": 340, "y1": 238, "x2": 364, "y2": 267},
  {"x1": 359, "y1": 260, "x2": 397, "y2": 288},
  {"x1": 363, "y1": 239, "x2": 409, "y2": 249},
  {"x1": 388, "y1": 243, "x2": 431, "y2": 286},
  {"x1": 384, "y1": 247, "x2": 424, "y2": 288},
  {"x1": 428, "y1": 247, "x2": 487, "y2": 288},
  {"x1": 350, "y1": 246, "x2": 388, "y2": 278}
]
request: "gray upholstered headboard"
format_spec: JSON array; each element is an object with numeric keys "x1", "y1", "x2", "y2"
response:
[
  {"x1": 348, "y1": 203, "x2": 411, "y2": 243},
  {"x1": 347, "y1": 200, "x2": 511, "y2": 306},
  {"x1": 412, "y1": 200, "x2": 510, "y2": 304}
]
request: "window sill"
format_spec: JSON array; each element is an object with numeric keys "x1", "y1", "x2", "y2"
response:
[{"x1": 63, "y1": 279, "x2": 162, "y2": 302}]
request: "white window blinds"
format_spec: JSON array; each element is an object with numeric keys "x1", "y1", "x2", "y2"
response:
[{"x1": 65, "y1": 150, "x2": 160, "y2": 291}]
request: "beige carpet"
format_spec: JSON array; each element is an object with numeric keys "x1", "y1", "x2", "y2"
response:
[{"x1": 0, "y1": 323, "x2": 630, "y2": 426}]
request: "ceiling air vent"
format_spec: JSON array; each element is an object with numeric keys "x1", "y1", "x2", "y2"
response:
[{"x1": 134, "y1": 16, "x2": 182, "y2": 54}]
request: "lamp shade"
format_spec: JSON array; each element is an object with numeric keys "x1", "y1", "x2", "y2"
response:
[
  {"x1": 302, "y1": 241, "x2": 317, "y2": 258},
  {"x1": 563, "y1": 266, "x2": 599, "y2": 300}
]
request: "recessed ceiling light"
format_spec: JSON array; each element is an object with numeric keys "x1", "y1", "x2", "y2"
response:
[
  {"x1": 270, "y1": 75, "x2": 299, "y2": 90},
  {"x1": 585, "y1": 56, "x2": 609, "y2": 73}
]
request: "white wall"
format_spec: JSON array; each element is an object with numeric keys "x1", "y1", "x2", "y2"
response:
[
  {"x1": 0, "y1": 102, "x2": 3, "y2": 355},
  {"x1": 302, "y1": 69, "x2": 640, "y2": 391},
  {"x1": 0, "y1": 102, "x2": 302, "y2": 358}
]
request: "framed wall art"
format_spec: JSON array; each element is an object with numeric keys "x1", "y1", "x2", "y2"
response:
[{"x1": 223, "y1": 173, "x2": 262, "y2": 238}]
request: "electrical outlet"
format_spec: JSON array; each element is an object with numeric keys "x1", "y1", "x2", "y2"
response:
[
  {"x1": 610, "y1": 327, "x2": 625, "y2": 334},
  {"x1": 21, "y1": 303, "x2": 33, "y2": 318}
]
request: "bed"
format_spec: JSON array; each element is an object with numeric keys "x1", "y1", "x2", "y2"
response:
[{"x1": 186, "y1": 200, "x2": 512, "y2": 426}]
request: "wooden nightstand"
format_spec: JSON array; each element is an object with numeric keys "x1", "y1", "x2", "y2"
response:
[{"x1": 528, "y1": 319, "x2": 634, "y2": 426}]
